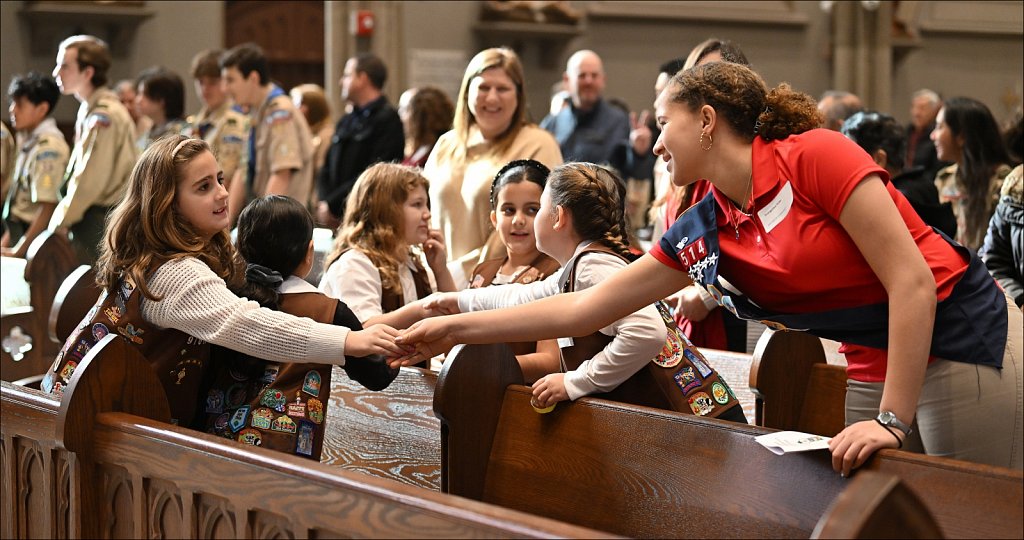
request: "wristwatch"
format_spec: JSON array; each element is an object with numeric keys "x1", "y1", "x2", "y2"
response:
[{"x1": 876, "y1": 411, "x2": 913, "y2": 436}]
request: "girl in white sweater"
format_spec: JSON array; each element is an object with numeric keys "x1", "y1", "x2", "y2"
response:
[{"x1": 43, "y1": 136, "x2": 405, "y2": 426}]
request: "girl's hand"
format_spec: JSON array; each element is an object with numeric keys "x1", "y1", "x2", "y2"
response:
[
  {"x1": 346, "y1": 324, "x2": 411, "y2": 359},
  {"x1": 531, "y1": 373, "x2": 569, "y2": 408},
  {"x1": 422, "y1": 228, "x2": 448, "y2": 272},
  {"x1": 675, "y1": 285, "x2": 712, "y2": 322},
  {"x1": 827, "y1": 419, "x2": 905, "y2": 477},
  {"x1": 389, "y1": 318, "x2": 459, "y2": 368},
  {"x1": 422, "y1": 292, "x2": 462, "y2": 316}
]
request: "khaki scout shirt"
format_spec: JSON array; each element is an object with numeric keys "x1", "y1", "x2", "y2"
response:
[
  {"x1": 252, "y1": 88, "x2": 313, "y2": 204},
  {"x1": 50, "y1": 86, "x2": 137, "y2": 229},
  {"x1": 136, "y1": 118, "x2": 189, "y2": 153},
  {"x1": 1, "y1": 122, "x2": 15, "y2": 200},
  {"x1": 186, "y1": 101, "x2": 249, "y2": 183},
  {"x1": 6, "y1": 118, "x2": 70, "y2": 223}
]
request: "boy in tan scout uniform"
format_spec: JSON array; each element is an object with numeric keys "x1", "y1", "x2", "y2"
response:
[
  {"x1": 2, "y1": 72, "x2": 70, "y2": 257},
  {"x1": 49, "y1": 35, "x2": 137, "y2": 265},
  {"x1": 186, "y1": 49, "x2": 249, "y2": 224},
  {"x1": 220, "y1": 43, "x2": 313, "y2": 207}
]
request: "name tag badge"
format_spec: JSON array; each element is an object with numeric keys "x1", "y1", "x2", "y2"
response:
[
  {"x1": 757, "y1": 181, "x2": 793, "y2": 234},
  {"x1": 557, "y1": 337, "x2": 574, "y2": 349}
]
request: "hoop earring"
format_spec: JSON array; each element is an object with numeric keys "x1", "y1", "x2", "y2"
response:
[{"x1": 699, "y1": 132, "x2": 713, "y2": 151}]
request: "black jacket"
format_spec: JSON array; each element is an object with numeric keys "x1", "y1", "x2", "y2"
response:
[
  {"x1": 981, "y1": 171, "x2": 1024, "y2": 307},
  {"x1": 892, "y1": 166, "x2": 957, "y2": 238},
  {"x1": 317, "y1": 96, "x2": 404, "y2": 217}
]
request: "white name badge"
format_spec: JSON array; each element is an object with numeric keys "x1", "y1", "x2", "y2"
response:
[
  {"x1": 557, "y1": 337, "x2": 574, "y2": 349},
  {"x1": 757, "y1": 181, "x2": 793, "y2": 234}
]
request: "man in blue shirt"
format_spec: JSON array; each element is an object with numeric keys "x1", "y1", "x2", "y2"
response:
[{"x1": 540, "y1": 50, "x2": 631, "y2": 176}]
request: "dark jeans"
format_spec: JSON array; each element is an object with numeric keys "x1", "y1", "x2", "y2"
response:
[{"x1": 68, "y1": 205, "x2": 111, "y2": 265}]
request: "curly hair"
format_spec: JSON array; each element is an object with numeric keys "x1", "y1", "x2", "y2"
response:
[
  {"x1": 669, "y1": 62, "x2": 821, "y2": 142},
  {"x1": 323, "y1": 163, "x2": 430, "y2": 295},
  {"x1": 548, "y1": 162, "x2": 633, "y2": 261},
  {"x1": 407, "y1": 86, "x2": 455, "y2": 154},
  {"x1": 96, "y1": 135, "x2": 242, "y2": 301},
  {"x1": 841, "y1": 111, "x2": 907, "y2": 172}
]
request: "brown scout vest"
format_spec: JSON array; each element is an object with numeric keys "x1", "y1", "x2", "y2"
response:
[
  {"x1": 469, "y1": 253, "x2": 561, "y2": 356},
  {"x1": 43, "y1": 269, "x2": 211, "y2": 427},
  {"x1": 559, "y1": 244, "x2": 741, "y2": 418},
  {"x1": 200, "y1": 291, "x2": 337, "y2": 460},
  {"x1": 379, "y1": 253, "x2": 432, "y2": 369}
]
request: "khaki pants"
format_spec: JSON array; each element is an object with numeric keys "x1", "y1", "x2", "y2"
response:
[{"x1": 845, "y1": 293, "x2": 1023, "y2": 470}]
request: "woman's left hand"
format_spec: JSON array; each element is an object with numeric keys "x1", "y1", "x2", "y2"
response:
[
  {"x1": 828, "y1": 419, "x2": 904, "y2": 477},
  {"x1": 423, "y1": 229, "x2": 448, "y2": 271}
]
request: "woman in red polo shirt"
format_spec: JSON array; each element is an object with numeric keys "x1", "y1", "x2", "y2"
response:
[{"x1": 392, "y1": 62, "x2": 1022, "y2": 475}]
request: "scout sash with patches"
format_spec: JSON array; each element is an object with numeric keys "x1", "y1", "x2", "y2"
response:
[
  {"x1": 557, "y1": 243, "x2": 742, "y2": 418},
  {"x1": 660, "y1": 192, "x2": 1008, "y2": 370}
]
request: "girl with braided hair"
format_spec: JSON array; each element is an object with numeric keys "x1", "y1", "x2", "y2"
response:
[
  {"x1": 394, "y1": 62, "x2": 1020, "y2": 475},
  {"x1": 422, "y1": 162, "x2": 697, "y2": 412}
]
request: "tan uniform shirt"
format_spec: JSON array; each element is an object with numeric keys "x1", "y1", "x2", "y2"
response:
[
  {"x1": 186, "y1": 101, "x2": 249, "y2": 183},
  {"x1": 0, "y1": 122, "x2": 15, "y2": 201},
  {"x1": 50, "y1": 86, "x2": 137, "y2": 229},
  {"x1": 252, "y1": 88, "x2": 313, "y2": 203},
  {"x1": 136, "y1": 118, "x2": 189, "y2": 153},
  {"x1": 7, "y1": 118, "x2": 70, "y2": 223},
  {"x1": 423, "y1": 124, "x2": 562, "y2": 280}
]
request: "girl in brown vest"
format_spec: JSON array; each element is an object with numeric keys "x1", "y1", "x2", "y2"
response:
[
  {"x1": 43, "y1": 136, "x2": 407, "y2": 429},
  {"x1": 468, "y1": 159, "x2": 561, "y2": 382},
  {"x1": 200, "y1": 195, "x2": 398, "y2": 459},
  {"x1": 319, "y1": 163, "x2": 457, "y2": 366}
]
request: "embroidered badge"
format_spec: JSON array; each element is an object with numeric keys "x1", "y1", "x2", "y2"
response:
[
  {"x1": 59, "y1": 360, "x2": 78, "y2": 382},
  {"x1": 91, "y1": 323, "x2": 109, "y2": 341},
  {"x1": 237, "y1": 428, "x2": 262, "y2": 446},
  {"x1": 70, "y1": 339, "x2": 91, "y2": 361},
  {"x1": 228, "y1": 366, "x2": 249, "y2": 381},
  {"x1": 271, "y1": 415, "x2": 297, "y2": 434},
  {"x1": 213, "y1": 412, "x2": 230, "y2": 432},
  {"x1": 673, "y1": 366, "x2": 701, "y2": 394},
  {"x1": 688, "y1": 392, "x2": 716, "y2": 416},
  {"x1": 41, "y1": 371, "x2": 55, "y2": 394},
  {"x1": 260, "y1": 364, "x2": 280, "y2": 384},
  {"x1": 266, "y1": 109, "x2": 292, "y2": 125},
  {"x1": 676, "y1": 236, "x2": 707, "y2": 268},
  {"x1": 260, "y1": 388, "x2": 287, "y2": 412},
  {"x1": 654, "y1": 328, "x2": 684, "y2": 368},
  {"x1": 229, "y1": 405, "x2": 250, "y2": 432},
  {"x1": 285, "y1": 390, "x2": 304, "y2": 415},
  {"x1": 302, "y1": 370, "x2": 321, "y2": 397},
  {"x1": 711, "y1": 382, "x2": 730, "y2": 405},
  {"x1": 88, "y1": 112, "x2": 111, "y2": 129},
  {"x1": 307, "y1": 398, "x2": 324, "y2": 424},
  {"x1": 251, "y1": 407, "x2": 274, "y2": 429},
  {"x1": 295, "y1": 421, "x2": 315, "y2": 456},
  {"x1": 206, "y1": 389, "x2": 225, "y2": 413},
  {"x1": 226, "y1": 383, "x2": 247, "y2": 408},
  {"x1": 53, "y1": 381, "x2": 65, "y2": 399},
  {"x1": 684, "y1": 349, "x2": 714, "y2": 378},
  {"x1": 117, "y1": 324, "x2": 145, "y2": 344}
]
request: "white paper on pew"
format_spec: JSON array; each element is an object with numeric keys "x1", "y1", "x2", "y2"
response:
[{"x1": 754, "y1": 431, "x2": 832, "y2": 455}]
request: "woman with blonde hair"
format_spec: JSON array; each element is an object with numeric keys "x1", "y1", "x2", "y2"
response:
[{"x1": 423, "y1": 47, "x2": 562, "y2": 287}]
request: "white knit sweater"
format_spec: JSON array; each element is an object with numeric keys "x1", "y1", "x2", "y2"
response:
[{"x1": 140, "y1": 258, "x2": 349, "y2": 364}]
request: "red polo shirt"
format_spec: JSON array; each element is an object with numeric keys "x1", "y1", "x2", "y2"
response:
[{"x1": 651, "y1": 129, "x2": 968, "y2": 382}]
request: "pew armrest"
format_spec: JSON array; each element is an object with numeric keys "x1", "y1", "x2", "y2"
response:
[{"x1": 812, "y1": 471, "x2": 943, "y2": 539}]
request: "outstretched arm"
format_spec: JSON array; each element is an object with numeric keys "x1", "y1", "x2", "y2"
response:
[
  {"x1": 392, "y1": 254, "x2": 689, "y2": 365},
  {"x1": 828, "y1": 175, "x2": 937, "y2": 476}
]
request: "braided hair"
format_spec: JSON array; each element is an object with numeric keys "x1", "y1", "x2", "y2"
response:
[{"x1": 547, "y1": 162, "x2": 635, "y2": 261}]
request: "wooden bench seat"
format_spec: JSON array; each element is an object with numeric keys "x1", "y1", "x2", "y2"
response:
[
  {"x1": 1, "y1": 231, "x2": 79, "y2": 382},
  {"x1": 1, "y1": 336, "x2": 611, "y2": 539},
  {"x1": 435, "y1": 341, "x2": 1023, "y2": 539}
]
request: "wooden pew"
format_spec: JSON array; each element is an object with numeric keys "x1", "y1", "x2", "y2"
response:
[
  {"x1": 1, "y1": 231, "x2": 79, "y2": 382},
  {"x1": 434, "y1": 342, "x2": 1023, "y2": 539},
  {"x1": 1, "y1": 336, "x2": 612, "y2": 539},
  {"x1": 811, "y1": 471, "x2": 942, "y2": 539},
  {"x1": 323, "y1": 365, "x2": 441, "y2": 489},
  {"x1": 749, "y1": 329, "x2": 848, "y2": 436}
]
